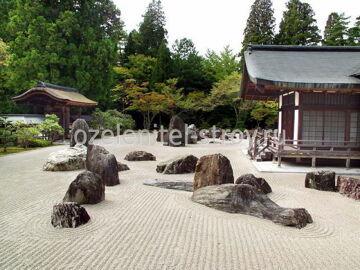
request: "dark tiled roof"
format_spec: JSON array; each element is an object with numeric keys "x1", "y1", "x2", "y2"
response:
[{"x1": 244, "y1": 45, "x2": 360, "y2": 89}]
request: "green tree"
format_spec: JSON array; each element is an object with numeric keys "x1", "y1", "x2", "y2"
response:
[
  {"x1": 348, "y1": 16, "x2": 360, "y2": 46},
  {"x1": 15, "y1": 124, "x2": 39, "y2": 149},
  {"x1": 90, "y1": 109, "x2": 135, "y2": 132},
  {"x1": 250, "y1": 101, "x2": 278, "y2": 128},
  {"x1": 123, "y1": 30, "x2": 141, "y2": 61},
  {"x1": 204, "y1": 46, "x2": 241, "y2": 82},
  {"x1": 241, "y1": 0, "x2": 275, "y2": 66},
  {"x1": 38, "y1": 114, "x2": 64, "y2": 142},
  {"x1": 0, "y1": 39, "x2": 15, "y2": 113},
  {"x1": 0, "y1": 0, "x2": 14, "y2": 42},
  {"x1": 138, "y1": 0, "x2": 167, "y2": 57},
  {"x1": 124, "y1": 80, "x2": 171, "y2": 129},
  {"x1": 323, "y1": 13, "x2": 350, "y2": 46},
  {"x1": 126, "y1": 54, "x2": 156, "y2": 83},
  {"x1": 151, "y1": 41, "x2": 173, "y2": 84},
  {"x1": 172, "y1": 38, "x2": 213, "y2": 92},
  {"x1": 153, "y1": 78, "x2": 184, "y2": 116},
  {"x1": 6, "y1": 0, "x2": 124, "y2": 107},
  {"x1": 207, "y1": 72, "x2": 243, "y2": 128},
  {"x1": 276, "y1": 0, "x2": 321, "y2": 45}
]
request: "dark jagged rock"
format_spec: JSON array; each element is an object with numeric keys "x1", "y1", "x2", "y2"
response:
[
  {"x1": 157, "y1": 155, "x2": 198, "y2": 174},
  {"x1": 235, "y1": 174, "x2": 272, "y2": 194},
  {"x1": 51, "y1": 202, "x2": 90, "y2": 228},
  {"x1": 168, "y1": 115, "x2": 185, "y2": 147},
  {"x1": 86, "y1": 145, "x2": 119, "y2": 186},
  {"x1": 193, "y1": 154, "x2": 234, "y2": 191},
  {"x1": 157, "y1": 130, "x2": 168, "y2": 142},
  {"x1": 192, "y1": 184, "x2": 313, "y2": 228},
  {"x1": 63, "y1": 171, "x2": 105, "y2": 204},
  {"x1": 143, "y1": 179, "x2": 193, "y2": 192},
  {"x1": 124, "y1": 151, "x2": 156, "y2": 161},
  {"x1": 117, "y1": 162, "x2": 130, "y2": 172},
  {"x1": 70, "y1": 119, "x2": 90, "y2": 147},
  {"x1": 305, "y1": 171, "x2": 336, "y2": 191},
  {"x1": 337, "y1": 176, "x2": 360, "y2": 200}
]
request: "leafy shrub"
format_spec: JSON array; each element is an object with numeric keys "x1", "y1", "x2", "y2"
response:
[
  {"x1": 38, "y1": 114, "x2": 64, "y2": 142},
  {"x1": 0, "y1": 117, "x2": 17, "y2": 152},
  {"x1": 15, "y1": 125, "x2": 40, "y2": 148},
  {"x1": 90, "y1": 109, "x2": 135, "y2": 132},
  {"x1": 28, "y1": 138, "x2": 52, "y2": 147}
]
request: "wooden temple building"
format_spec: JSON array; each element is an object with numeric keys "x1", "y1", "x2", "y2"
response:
[
  {"x1": 240, "y1": 45, "x2": 360, "y2": 168},
  {"x1": 12, "y1": 82, "x2": 97, "y2": 135}
]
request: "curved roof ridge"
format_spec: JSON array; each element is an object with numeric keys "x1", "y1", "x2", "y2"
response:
[
  {"x1": 36, "y1": 81, "x2": 79, "y2": 92},
  {"x1": 249, "y1": 45, "x2": 360, "y2": 52}
]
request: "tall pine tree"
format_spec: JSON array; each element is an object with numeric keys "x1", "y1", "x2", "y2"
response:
[
  {"x1": 123, "y1": 30, "x2": 141, "y2": 62},
  {"x1": 323, "y1": 12, "x2": 350, "y2": 46},
  {"x1": 172, "y1": 38, "x2": 213, "y2": 93},
  {"x1": 151, "y1": 41, "x2": 173, "y2": 84},
  {"x1": 242, "y1": 0, "x2": 275, "y2": 52},
  {"x1": 276, "y1": 0, "x2": 321, "y2": 45},
  {"x1": 348, "y1": 16, "x2": 360, "y2": 46},
  {"x1": 137, "y1": 0, "x2": 167, "y2": 57}
]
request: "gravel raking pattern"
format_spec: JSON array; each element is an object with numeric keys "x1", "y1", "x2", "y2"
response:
[{"x1": 0, "y1": 137, "x2": 359, "y2": 269}]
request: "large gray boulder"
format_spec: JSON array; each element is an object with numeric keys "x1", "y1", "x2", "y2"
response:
[
  {"x1": 63, "y1": 171, "x2": 105, "y2": 204},
  {"x1": 337, "y1": 176, "x2": 360, "y2": 200},
  {"x1": 51, "y1": 202, "x2": 90, "y2": 228},
  {"x1": 305, "y1": 171, "x2": 336, "y2": 191},
  {"x1": 157, "y1": 155, "x2": 198, "y2": 174},
  {"x1": 192, "y1": 184, "x2": 313, "y2": 228},
  {"x1": 193, "y1": 154, "x2": 234, "y2": 191},
  {"x1": 235, "y1": 174, "x2": 272, "y2": 194},
  {"x1": 43, "y1": 145, "x2": 87, "y2": 171},
  {"x1": 124, "y1": 151, "x2": 156, "y2": 161},
  {"x1": 86, "y1": 145, "x2": 119, "y2": 186},
  {"x1": 168, "y1": 115, "x2": 186, "y2": 147},
  {"x1": 70, "y1": 119, "x2": 90, "y2": 147}
]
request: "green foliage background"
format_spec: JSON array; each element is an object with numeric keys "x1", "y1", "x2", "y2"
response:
[{"x1": 1, "y1": 0, "x2": 359, "y2": 131}]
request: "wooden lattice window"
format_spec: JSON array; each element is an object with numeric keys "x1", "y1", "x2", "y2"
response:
[
  {"x1": 350, "y1": 112, "x2": 360, "y2": 143},
  {"x1": 302, "y1": 110, "x2": 346, "y2": 145}
]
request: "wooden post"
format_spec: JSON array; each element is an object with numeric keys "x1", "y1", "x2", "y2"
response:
[
  {"x1": 346, "y1": 158, "x2": 351, "y2": 169},
  {"x1": 311, "y1": 157, "x2": 316, "y2": 168},
  {"x1": 278, "y1": 156, "x2": 282, "y2": 167},
  {"x1": 65, "y1": 106, "x2": 70, "y2": 138},
  {"x1": 61, "y1": 106, "x2": 66, "y2": 140}
]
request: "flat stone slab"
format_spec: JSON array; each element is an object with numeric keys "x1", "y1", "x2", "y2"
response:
[{"x1": 143, "y1": 179, "x2": 193, "y2": 192}]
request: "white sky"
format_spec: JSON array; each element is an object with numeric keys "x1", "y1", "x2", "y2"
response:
[{"x1": 114, "y1": 0, "x2": 359, "y2": 55}]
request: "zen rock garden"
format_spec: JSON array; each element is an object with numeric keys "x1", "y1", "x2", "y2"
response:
[{"x1": 47, "y1": 116, "x2": 359, "y2": 230}]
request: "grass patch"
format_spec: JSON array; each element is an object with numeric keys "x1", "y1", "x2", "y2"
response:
[{"x1": 0, "y1": 146, "x2": 53, "y2": 156}]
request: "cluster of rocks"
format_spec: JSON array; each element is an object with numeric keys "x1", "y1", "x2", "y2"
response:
[
  {"x1": 158, "y1": 115, "x2": 200, "y2": 146},
  {"x1": 305, "y1": 170, "x2": 359, "y2": 200},
  {"x1": 191, "y1": 153, "x2": 313, "y2": 228},
  {"x1": 48, "y1": 119, "x2": 130, "y2": 229},
  {"x1": 145, "y1": 151, "x2": 313, "y2": 228}
]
